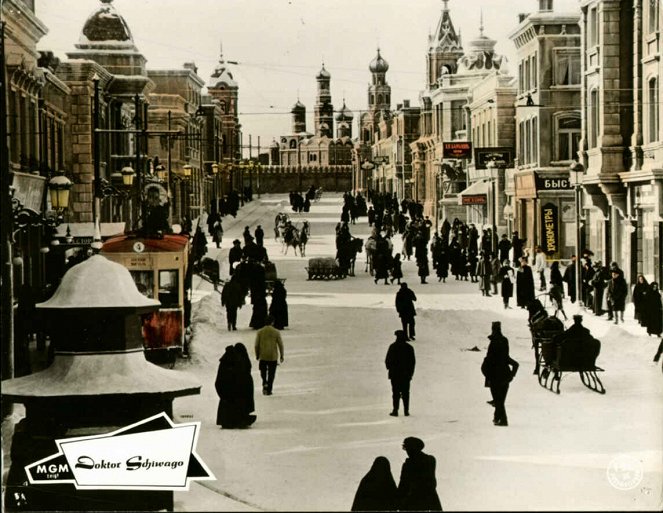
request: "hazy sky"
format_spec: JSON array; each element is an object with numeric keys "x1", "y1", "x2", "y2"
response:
[{"x1": 36, "y1": 0, "x2": 580, "y2": 154}]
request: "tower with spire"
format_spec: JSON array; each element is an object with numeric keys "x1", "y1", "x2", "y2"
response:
[
  {"x1": 335, "y1": 99, "x2": 354, "y2": 139},
  {"x1": 207, "y1": 42, "x2": 239, "y2": 117},
  {"x1": 427, "y1": 0, "x2": 464, "y2": 88},
  {"x1": 314, "y1": 63, "x2": 334, "y2": 138},
  {"x1": 291, "y1": 98, "x2": 307, "y2": 134}
]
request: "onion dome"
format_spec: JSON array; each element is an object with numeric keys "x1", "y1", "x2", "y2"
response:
[
  {"x1": 78, "y1": 0, "x2": 134, "y2": 48},
  {"x1": 335, "y1": 100, "x2": 354, "y2": 121},
  {"x1": 369, "y1": 48, "x2": 389, "y2": 73},
  {"x1": 291, "y1": 99, "x2": 306, "y2": 112},
  {"x1": 316, "y1": 64, "x2": 331, "y2": 79}
]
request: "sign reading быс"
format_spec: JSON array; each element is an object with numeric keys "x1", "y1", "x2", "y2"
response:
[{"x1": 25, "y1": 413, "x2": 214, "y2": 490}]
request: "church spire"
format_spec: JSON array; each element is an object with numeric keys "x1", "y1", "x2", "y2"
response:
[{"x1": 479, "y1": 9, "x2": 484, "y2": 37}]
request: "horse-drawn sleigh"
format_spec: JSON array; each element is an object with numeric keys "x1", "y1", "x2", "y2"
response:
[{"x1": 529, "y1": 300, "x2": 605, "y2": 394}]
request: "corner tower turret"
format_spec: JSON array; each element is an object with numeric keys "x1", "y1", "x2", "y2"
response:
[{"x1": 427, "y1": 0, "x2": 464, "y2": 88}]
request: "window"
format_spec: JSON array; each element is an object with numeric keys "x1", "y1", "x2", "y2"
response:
[
  {"x1": 532, "y1": 54, "x2": 538, "y2": 89},
  {"x1": 589, "y1": 89, "x2": 599, "y2": 148},
  {"x1": 308, "y1": 154, "x2": 317, "y2": 162},
  {"x1": 649, "y1": 0, "x2": 659, "y2": 33},
  {"x1": 588, "y1": 7, "x2": 598, "y2": 46},
  {"x1": 532, "y1": 117, "x2": 538, "y2": 165},
  {"x1": 519, "y1": 63, "x2": 523, "y2": 94},
  {"x1": 524, "y1": 59, "x2": 531, "y2": 91},
  {"x1": 158, "y1": 270, "x2": 179, "y2": 307},
  {"x1": 649, "y1": 77, "x2": 659, "y2": 143},
  {"x1": 131, "y1": 271, "x2": 155, "y2": 298},
  {"x1": 289, "y1": 139, "x2": 297, "y2": 149},
  {"x1": 556, "y1": 116, "x2": 581, "y2": 160},
  {"x1": 554, "y1": 50, "x2": 581, "y2": 85}
]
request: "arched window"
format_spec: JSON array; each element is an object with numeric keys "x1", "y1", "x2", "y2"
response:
[
  {"x1": 290, "y1": 139, "x2": 297, "y2": 149},
  {"x1": 649, "y1": 77, "x2": 659, "y2": 143},
  {"x1": 377, "y1": 94, "x2": 383, "y2": 105}
]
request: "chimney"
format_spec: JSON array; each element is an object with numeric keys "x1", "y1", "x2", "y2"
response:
[
  {"x1": 538, "y1": 0, "x2": 553, "y2": 11},
  {"x1": 518, "y1": 13, "x2": 528, "y2": 23},
  {"x1": 183, "y1": 61, "x2": 198, "y2": 74},
  {"x1": 403, "y1": 100, "x2": 410, "y2": 108},
  {"x1": 396, "y1": 103, "x2": 403, "y2": 111}
]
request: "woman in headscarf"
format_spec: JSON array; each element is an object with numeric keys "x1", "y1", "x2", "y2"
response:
[
  {"x1": 499, "y1": 260, "x2": 515, "y2": 309},
  {"x1": 351, "y1": 456, "x2": 398, "y2": 511},
  {"x1": 269, "y1": 280, "x2": 289, "y2": 330},
  {"x1": 644, "y1": 282, "x2": 662, "y2": 337},
  {"x1": 215, "y1": 345, "x2": 238, "y2": 428},
  {"x1": 632, "y1": 274, "x2": 649, "y2": 326}
]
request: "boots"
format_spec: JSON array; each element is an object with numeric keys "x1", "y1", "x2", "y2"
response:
[
  {"x1": 403, "y1": 396, "x2": 410, "y2": 417},
  {"x1": 390, "y1": 398, "x2": 399, "y2": 416}
]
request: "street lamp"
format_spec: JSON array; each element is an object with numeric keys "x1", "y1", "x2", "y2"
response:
[{"x1": 569, "y1": 160, "x2": 585, "y2": 306}]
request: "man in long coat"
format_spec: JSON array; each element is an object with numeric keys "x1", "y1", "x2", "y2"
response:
[
  {"x1": 385, "y1": 330, "x2": 415, "y2": 417},
  {"x1": 395, "y1": 283, "x2": 417, "y2": 341},
  {"x1": 516, "y1": 257, "x2": 535, "y2": 308},
  {"x1": 397, "y1": 437, "x2": 442, "y2": 511},
  {"x1": 481, "y1": 322, "x2": 519, "y2": 427},
  {"x1": 221, "y1": 274, "x2": 245, "y2": 331}
]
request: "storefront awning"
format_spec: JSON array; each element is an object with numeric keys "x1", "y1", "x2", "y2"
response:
[{"x1": 457, "y1": 180, "x2": 489, "y2": 205}]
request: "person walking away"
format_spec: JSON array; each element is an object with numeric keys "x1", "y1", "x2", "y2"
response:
[
  {"x1": 395, "y1": 283, "x2": 417, "y2": 341},
  {"x1": 391, "y1": 253, "x2": 403, "y2": 284},
  {"x1": 228, "y1": 239, "x2": 243, "y2": 276},
  {"x1": 549, "y1": 284, "x2": 568, "y2": 320},
  {"x1": 254, "y1": 315, "x2": 284, "y2": 395},
  {"x1": 221, "y1": 274, "x2": 245, "y2": 331},
  {"x1": 533, "y1": 246, "x2": 547, "y2": 291},
  {"x1": 417, "y1": 255, "x2": 430, "y2": 284},
  {"x1": 215, "y1": 345, "x2": 238, "y2": 428},
  {"x1": 608, "y1": 268, "x2": 628, "y2": 324},
  {"x1": 397, "y1": 437, "x2": 443, "y2": 511},
  {"x1": 209, "y1": 212, "x2": 224, "y2": 249},
  {"x1": 242, "y1": 226, "x2": 252, "y2": 245},
  {"x1": 436, "y1": 246, "x2": 449, "y2": 283},
  {"x1": 351, "y1": 456, "x2": 398, "y2": 511},
  {"x1": 633, "y1": 274, "x2": 650, "y2": 325},
  {"x1": 549, "y1": 261, "x2": 564, "y2": 292},
  {"x1": 481, "y1": 322, "x2": 519, "y2": 426},
  {"x1": 477, "y1": 252, "x2": 492, "y2": 297},
  {"x1": 644, "y1": 282, "x2": 662, "y2": 337},
  {"x1": 499, "y1": 260, "x2": 515, "y2": 309},
  {"x1": 516, "y1": 257, "x2": 535, "y2": 308},
  {"x1": 385, "y1": 330, "x2": 416, "y2": 417},
  {"x1": 254, "y1": 225, "x2": 265, "y2": 247},
  {"x1": 562, "y1": 256, "x2": 577, "y2": 303},
  {"x1": 269, "y1": 280, "x2": 289, "y2": 330}
]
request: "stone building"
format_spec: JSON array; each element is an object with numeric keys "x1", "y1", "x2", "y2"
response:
[
  {"x1": 577, "y1": 0, "x2": 661, "y2": 286},
  {"x1": 411, "y1": 2, "x2": 510, "y2": 228},
  {"x1": 270, "y1": 65, "x2": 353, "y2": 192},
  {"x1": 509, "y1": 0, "x2": 581, "y2": 259}
]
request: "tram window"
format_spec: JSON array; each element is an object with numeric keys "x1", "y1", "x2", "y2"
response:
[
  {"x1": 158, "y1": 270, "x2": 179, "y2": 307},
  {"x1": 130, "y1": 271, "x2": 154, "y2": 298}
]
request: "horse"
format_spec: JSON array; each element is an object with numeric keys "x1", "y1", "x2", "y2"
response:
[
  {"x1": 337, "y1": 237, "x2": 363, "y2": 277},
  {"x1": 298, "y1": 228, "x2": 308, "y2": 257},
  {"x1": 283, "y1": 225, "x2": 302, "y2": 256}
]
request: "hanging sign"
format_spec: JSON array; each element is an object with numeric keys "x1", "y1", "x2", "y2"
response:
[
  {"x1": 541, "y1": 203, "x2": 559, "y2": 254},
  {"x1": 443, "y1": 142, "x2": 472, "y2": 159}
]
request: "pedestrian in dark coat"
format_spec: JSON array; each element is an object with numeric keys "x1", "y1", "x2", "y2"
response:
[
  {"x1": 395, "y1": 283, "x2": 417, "y2": 341},
  {"x1": 608, "y1": 268, "x2": 628, "y2": 324},
  {"x1": 436, "y1": 247, "x2": 449, "y2": 282},
  {"x1": 562, "y1": 256, "x2": 577, "y2": 303},
  {"x1": 499, "y1": 261, "x2": 515, "y2": 309},
  {"x1": 477, "y1": 252, "x2": 492, "y2": 296},
  {"x1": 254, "y1": 225, "x2": 265, "y2": 247},
  {"x1": 550, "y1": 261, "x2": 564, "y2": 291},
  {"x1": 367, "y1": 206, "x2": 376, "y2": 226},
  {"x1": 351, "y1": 456, "x2": 398, "y2": 511},
  {"x1": 221, "y1": 274, "x2": 245, "y2": 331},
  {"x1": 215, "y1": 345, "x2": 256, "y2": 429},
  {"x1": 497, "y1": 234, "x2": 512, "y2": 264},
  {"x1": 516, "y1": 257, "x2": 535, "y2": 308},
  {"x1": 385, "y1": 330, "x2": 416, "y2": 416},
  {"x1": 417, "y1": 255, "x2": 430, "y2": 284},
  {"x1": 228, "y1": 239, "x2": 243, "y2": 276},
  {"x1": 481, "y1": 322, "x2": 519, "y2": 426},
  {"x1": 390, "y1": 253, "x2": 403, "y2": 284},
  {"x1": 644, "y1": 282, "x2": 662, "y2": 337},
  {"x1": 633, "y1": 274, "x2": 649, "y2": 325},
  {"x1": 191, "y1": 225, "x2": 208, "y2": 267},
  {"x1": 511, "y1": 231, "x2": 525, "y2": 266},
  {"x1": 269, "y1": 280, "x2": 289, "y2": 330},
  {"x1": 242, "y1": 226, "x2": 252, "y2": 245},
  {"x1": 397, "y1": 437, "x2": 443, "y2": 511},
  {"x1": 209, "y1": 212, "x2": 224, "y2": 248}
]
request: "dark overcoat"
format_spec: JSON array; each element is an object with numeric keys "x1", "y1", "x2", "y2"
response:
[{"x1": 397, "y1": 452, "x2": 443, "y2": 511}]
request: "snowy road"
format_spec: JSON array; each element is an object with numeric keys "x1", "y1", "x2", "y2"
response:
[{"x1": 172, "y1": 193, "x2": 662, "y2": 511}]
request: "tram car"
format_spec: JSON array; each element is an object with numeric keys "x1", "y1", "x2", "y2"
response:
[{"x1": 100, "y1": 233, "x2": 190, "y2": 362}]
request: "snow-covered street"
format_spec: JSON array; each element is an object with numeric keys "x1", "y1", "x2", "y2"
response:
[{"x1": 171, "y1": 193, "x2": 662, "y2": 511}]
